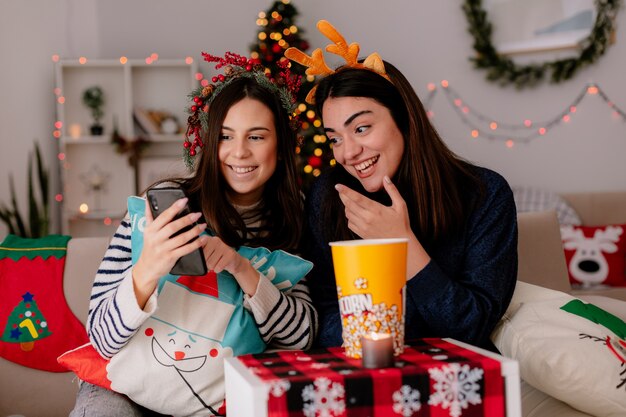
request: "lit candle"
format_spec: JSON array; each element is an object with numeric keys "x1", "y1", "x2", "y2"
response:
[
  {"x1": 361, "y1": 332, "x2": 394, "y2": 369},
  {"x1": 69, "y1": 124, "x2": 82, "y2": 139}
]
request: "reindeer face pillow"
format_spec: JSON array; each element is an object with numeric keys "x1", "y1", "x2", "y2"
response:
[{"x1": 560, "y1": 224, "x2": 626, "y2": 288}]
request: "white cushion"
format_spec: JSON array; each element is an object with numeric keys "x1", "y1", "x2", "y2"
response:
[
  {"x1": 512, "y1": 186, "x2": 582, "y2": 225},
  {"x1": 492, "y1": 282, "x2": 626, "y2": 417},
  {"x1": 578, "y1": 294, "x2": 626, "y2": 320}
]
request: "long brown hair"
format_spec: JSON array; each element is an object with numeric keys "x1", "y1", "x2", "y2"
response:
[
  {"x1": 164, "y1": 77, "x2": 303, "y2": 252},
  {"x1": 314, "y1": 62, "x2": 483, "y2": 244}
]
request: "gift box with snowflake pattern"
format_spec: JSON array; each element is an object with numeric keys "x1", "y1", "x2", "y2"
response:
[{"x1": 225, "y1": 338, "x2": 521, "y2": 417}]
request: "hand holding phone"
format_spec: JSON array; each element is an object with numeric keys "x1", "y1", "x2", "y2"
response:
[{"x1": 146, "y1": 187, "x2": 208, "y2": 276}]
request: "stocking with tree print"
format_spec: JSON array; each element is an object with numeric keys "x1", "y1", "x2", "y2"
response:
[{"x1": 0, "y1": 234, "x2": 88, "y2": 372}]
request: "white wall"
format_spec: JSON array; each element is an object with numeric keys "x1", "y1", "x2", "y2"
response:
[{"x1": 1, "y1": 0, "x2": 625, "y2": 236}]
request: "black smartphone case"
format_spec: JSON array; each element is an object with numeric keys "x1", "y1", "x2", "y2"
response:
[{"x1": 146, "y1": 187, "x2": 208, "y2": 276}]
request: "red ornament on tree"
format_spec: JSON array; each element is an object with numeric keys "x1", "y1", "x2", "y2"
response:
[{"x1": 308, "y1": 155, "x2": 322, "y2": 168}]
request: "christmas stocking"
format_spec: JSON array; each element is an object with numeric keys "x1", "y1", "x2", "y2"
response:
[{"x1": 0, "y1": 234, "x2": 89, "y2": 372}]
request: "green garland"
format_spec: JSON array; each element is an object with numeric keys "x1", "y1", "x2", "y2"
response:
[{"x1": 462, "y1": 0, "x2": 621, "y2": 88}]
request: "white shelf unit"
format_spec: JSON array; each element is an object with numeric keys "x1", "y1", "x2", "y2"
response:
[{"x1": 55, "y1": 58, "x2": 198, "y2": 237}]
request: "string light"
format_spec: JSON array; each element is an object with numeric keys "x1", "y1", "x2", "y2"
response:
[{"x1": 427, "y1": 81, "x2": 626, "y2": 144}]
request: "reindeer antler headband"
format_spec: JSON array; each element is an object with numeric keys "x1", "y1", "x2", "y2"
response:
[{"x1": 285, "y1": 20, "x2": 389, "y2": 104}]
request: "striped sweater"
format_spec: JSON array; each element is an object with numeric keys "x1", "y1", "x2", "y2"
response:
[{"x1": 87, "y1": 217, "x2": 317, "y2": 359}]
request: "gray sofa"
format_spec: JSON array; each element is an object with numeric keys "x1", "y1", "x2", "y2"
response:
[{"x1": 1, "y1": 192, "x2": 625, "y2": 417}]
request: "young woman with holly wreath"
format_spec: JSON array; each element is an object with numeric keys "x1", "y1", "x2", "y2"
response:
[{"x1": 70, "y1": 52, "x2": 317, "y2": 417}]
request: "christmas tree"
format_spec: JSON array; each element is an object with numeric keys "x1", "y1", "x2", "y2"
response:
[
  {"x1": 1, "y1": 292, "x2": 51, "y2": 351},
  {"x1": 250, "y1": 0, "x2": 334, "y2": 190}
]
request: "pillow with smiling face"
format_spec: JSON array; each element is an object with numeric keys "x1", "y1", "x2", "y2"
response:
[{"x1": 59, "y1": 196, "x2": 313, "y2": 416}]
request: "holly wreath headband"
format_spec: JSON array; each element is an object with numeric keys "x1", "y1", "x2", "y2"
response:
[{"x1": 183, "y1": 52, "x2": 302, "y2": 168}]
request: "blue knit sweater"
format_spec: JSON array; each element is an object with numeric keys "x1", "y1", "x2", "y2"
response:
[{"x1": 303, "y1": 165, "x2": 518, "y2": 351}]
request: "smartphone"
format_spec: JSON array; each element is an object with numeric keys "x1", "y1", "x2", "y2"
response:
[{"x1": 146, "y1": 187, "x2": 208, "y2": 276}]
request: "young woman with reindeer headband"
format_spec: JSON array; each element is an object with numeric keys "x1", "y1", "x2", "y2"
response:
[
  {"x1": 286, "y1": 21, "x2": 518, "y2": 351},
  {"x1": 69, "y1": 52, "x2": 317, "y2": 417}
]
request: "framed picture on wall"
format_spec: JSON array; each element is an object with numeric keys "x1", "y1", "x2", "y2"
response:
[
  {"x1": 484, "y1": 0, "x2": 595, "y2": 55},
  {"x1": 137, "y1": 157, "x2": 188, "y2": 193}
]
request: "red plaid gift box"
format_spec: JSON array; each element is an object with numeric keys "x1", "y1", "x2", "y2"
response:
[{"x1": 225, "y1": 338, "x2": 520, "y2": 417}]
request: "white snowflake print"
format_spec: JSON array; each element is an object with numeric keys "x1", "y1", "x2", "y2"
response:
[
  {"x1": 354, "y1": 276, "x2": 368, "y2": 289},
  {"x1": 428, "y1": 363, "x2": 484, "y2": 417},
  {"x1": 392, "y1": 385, "x2": 422, "y2": 416},
  {"x1": 301, "y1": 377, "x2": 346, "y2": 417},
  {"x1": 269, "y1": 379, "x2": 291, "y2": 397}
]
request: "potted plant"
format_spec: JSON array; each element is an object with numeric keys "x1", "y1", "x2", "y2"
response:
[
  {"x1": 0, "y1": 141, "x2": 50, "y2": 237},
  {"x1": 82, "y1": 86, "x2": 105, "y2": 135}
]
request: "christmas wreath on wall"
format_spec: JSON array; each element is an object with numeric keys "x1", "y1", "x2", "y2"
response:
[{"x1": 462, "y1": 0, "x2": 622, "y2": 88}]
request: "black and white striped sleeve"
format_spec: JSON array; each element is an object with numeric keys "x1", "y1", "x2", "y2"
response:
[
  {"x1": 245, "y1": 276, "x2": 318, "y2": 350},
  {"x1": 86, "y1": 218, "x2": 157, "y2": 359}
]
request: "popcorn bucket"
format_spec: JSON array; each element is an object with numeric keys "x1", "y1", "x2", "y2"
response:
[{"x1": 329, "y1": 238, "x2": 408, "y2": 358}]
